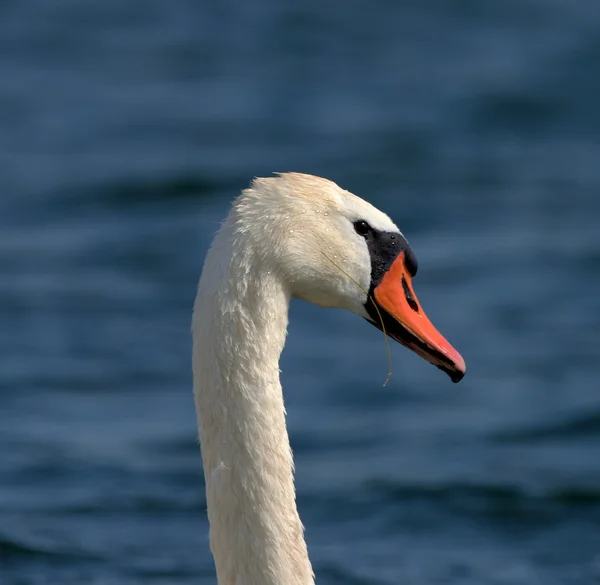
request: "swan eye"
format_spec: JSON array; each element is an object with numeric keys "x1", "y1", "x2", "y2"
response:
[{"x1": 354, "y1": 220, "x2": 370, "y2": 237}]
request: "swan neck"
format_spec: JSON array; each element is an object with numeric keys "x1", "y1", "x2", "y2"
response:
[{"x1": 192, "y1": 221, "x2": 314, "y2": 585}]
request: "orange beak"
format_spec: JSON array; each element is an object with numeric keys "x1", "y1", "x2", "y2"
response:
[{"x1": 372, "y1": 252, "x2": 466, "y2": 382}]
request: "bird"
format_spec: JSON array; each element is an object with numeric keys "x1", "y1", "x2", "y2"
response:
[{"x1": 192, "y1": 173, "x2": 466, "y2": 585}]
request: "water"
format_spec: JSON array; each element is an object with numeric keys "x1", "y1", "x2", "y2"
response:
[{"x1": 2, "y1": 1, "x2": 600, "y2": 583}]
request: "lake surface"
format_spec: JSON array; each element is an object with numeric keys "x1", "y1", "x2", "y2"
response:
[{"x1": 1, "y1": 1, "x2": 600, "y2": 584}]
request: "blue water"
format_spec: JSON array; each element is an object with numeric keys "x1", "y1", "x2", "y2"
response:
[{"x1": 2, "y1": 1, "x2": 600, "y2": 584}]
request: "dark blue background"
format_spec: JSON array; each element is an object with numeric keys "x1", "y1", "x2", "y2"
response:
[{"x1": 2, "y1": 2, "x2": 600, "y2": 583}]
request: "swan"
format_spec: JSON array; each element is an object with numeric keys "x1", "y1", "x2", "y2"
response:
[{"x1": 192, "y1": 173, "x2": 466, "y2": 585}]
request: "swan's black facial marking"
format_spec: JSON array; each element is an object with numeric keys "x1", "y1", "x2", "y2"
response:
[
  {"x1": 354, "y1": 218, "x2": 419, "y2": 315},
  {"x1": 362, "y1": 227, "x2": 419, "y2": 324},
  {"x1": 355, "y1": 225, "x2": 417, "y2": 294}
]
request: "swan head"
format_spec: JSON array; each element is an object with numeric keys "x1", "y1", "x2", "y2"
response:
[{"x1": 235, "y1": 173, "x2": 466, "y2": 382}]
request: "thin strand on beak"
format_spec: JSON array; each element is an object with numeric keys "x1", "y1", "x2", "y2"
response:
[{"x1": 320, "y1": 251, "x2": 393, "y2": 386}]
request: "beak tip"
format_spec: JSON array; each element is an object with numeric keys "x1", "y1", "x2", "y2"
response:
[
  {"x1": 446, "y1": 351, "x2": 466, "y2": 384},
  {"x1": 448, "y1": 364, "x2": 466, "y2": 383}
]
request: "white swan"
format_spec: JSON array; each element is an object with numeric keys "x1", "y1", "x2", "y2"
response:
[{"x1": 192, "y1": 173, "x2": 465, "y2": 585}]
